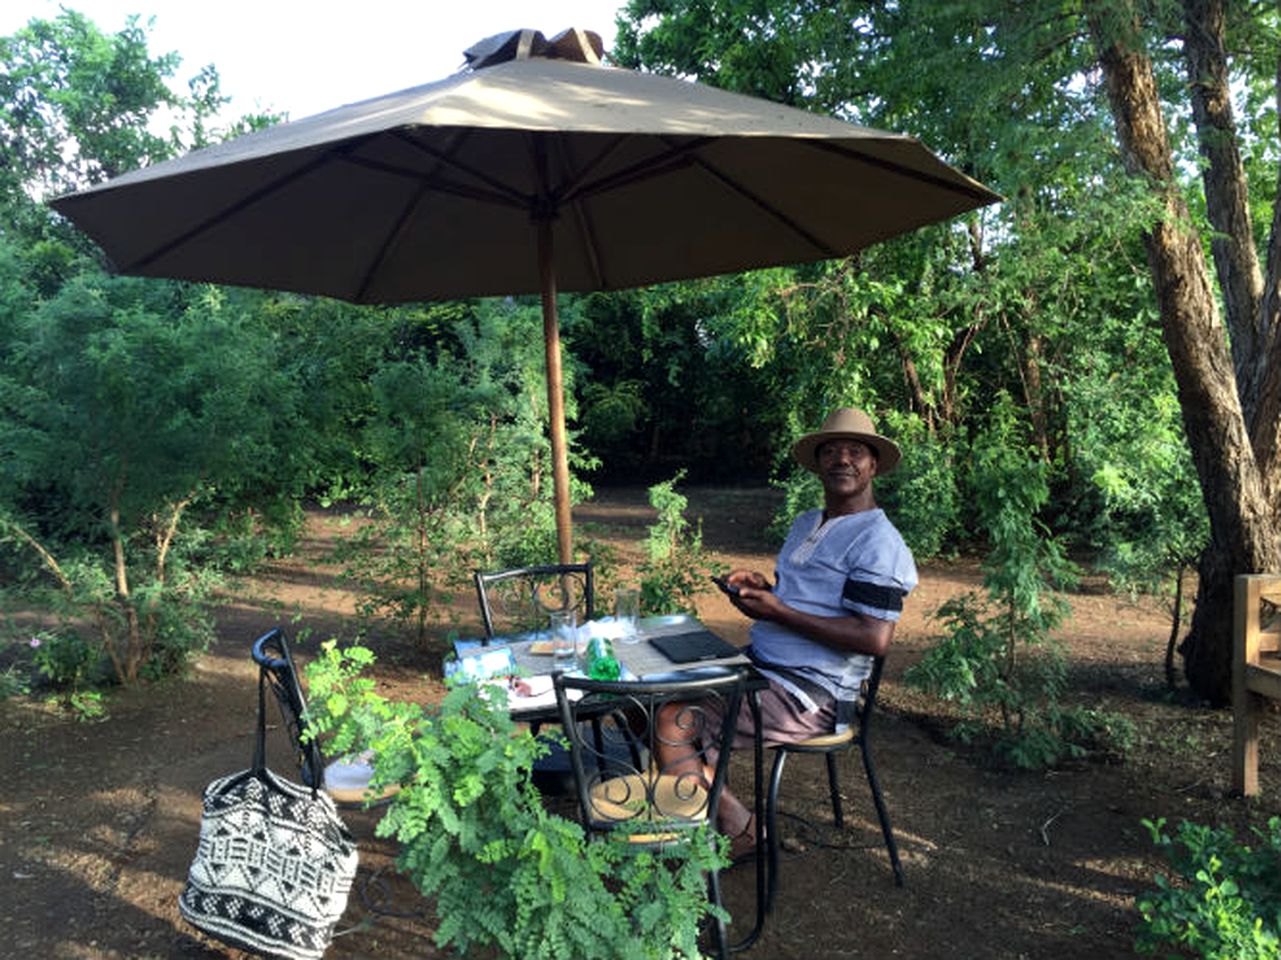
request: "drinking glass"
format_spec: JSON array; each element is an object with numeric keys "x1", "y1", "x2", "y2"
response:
[
  {"x1": 550, "y1": 610, "x2": 577, "y2": 661},
  {"x1": 614, "y1": 587, "x2": 641, "y2": 644}
]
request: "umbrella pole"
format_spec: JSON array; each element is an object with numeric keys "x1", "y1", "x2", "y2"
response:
[{"x1": 538, "y1": 218, "x2": 574, "y2": 564}]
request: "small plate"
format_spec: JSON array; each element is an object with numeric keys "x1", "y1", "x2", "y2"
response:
[{"x1": 638, "y1": 613, "x2": 697, "y2": 629}]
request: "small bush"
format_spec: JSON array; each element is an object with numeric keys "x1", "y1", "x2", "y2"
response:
[
  {"x1": 305, "y1": 642, "x2": 724, "y2": 960},
  {"x1": 29, "y1": 629, "x2": 101, "y2": 690},
  {"x1": 906, "y1": 593, "x2": 1135, "y2": 768},
  {"x1": 0, "y1": 662, "x2": 29, "y2": 699},
  {"x1": 1136, "y1": 817, "x2": 1281, "y2": 959},
  {"x1": 877, "y1": 412, "x2": 962, "y2": 561},
  {"x1": 638, "y1": 471, "x2": 723, "y2": 615}
]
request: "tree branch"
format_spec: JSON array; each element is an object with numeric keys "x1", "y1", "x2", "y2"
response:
[{"x1": 0, "y1": 515, "x2": 74, "y2": 596}]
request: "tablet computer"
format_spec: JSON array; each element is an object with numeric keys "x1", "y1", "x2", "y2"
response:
[{"x1": 648, "y1": 629, "x2": 741, "y2": 664}]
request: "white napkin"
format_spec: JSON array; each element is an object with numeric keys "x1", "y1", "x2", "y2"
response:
[
  {"x1": 580, "y1": 617, "x2": 627, "y2": 641},
  {"x1": 498, "y1": 673, "x2": 581, "y2": 712}
]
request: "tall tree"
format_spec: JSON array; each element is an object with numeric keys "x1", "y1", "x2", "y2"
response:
[{"x1": 1084, "y1": 0, "x2": 1281, "y2": 703}]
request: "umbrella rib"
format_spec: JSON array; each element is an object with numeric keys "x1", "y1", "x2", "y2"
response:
[
  {"x1": 527, "y1": 133, "x2": 609, "y2": 287},
  {"x1": 807, "y1": 139, "x2": 998, "y2": 203},
  {"x1": 682, "y1": 149, "x2": 840, "y2": 259},
  {"x1": 548, "y1": 133, "x2": 628, "y2": 202},
  {"x1": 563, "y1": 137, "x2": 714, "y2": 204},
  {"x1": 391, "y1": 128, "x2": 533, "y2": 210},
  {"x1": 119, "y1": 150, "x2": 340, "y2": 272},
  {"x1": 568, "y1": 197, "x2": 606, "y2": 289},
  {"x1": 342, "y1": 154, "x2": 526, "y2": 210},
  {"x1": 352, "y1": 178, "x2": 433, "y2": 303},
  {"x1": 546, "y1": 132, "x2": 614, "y2": 288}
]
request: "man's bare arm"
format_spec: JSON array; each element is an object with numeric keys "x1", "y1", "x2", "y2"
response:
[{"x1": 729, "y1": 578, "x2": 895, "y2": 657}]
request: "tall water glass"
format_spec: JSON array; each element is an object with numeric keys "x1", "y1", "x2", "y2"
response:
[
  {"x1": 550, "y1": 609, "x2": 577, "y2": 661},
  {"x1": 615, "y1": 587, "x2": 641, "y2": 645}
]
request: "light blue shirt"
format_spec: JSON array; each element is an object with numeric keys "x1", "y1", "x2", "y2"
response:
[{"x1": 750, "y1": 508, "x2": 917, "y2": 718}]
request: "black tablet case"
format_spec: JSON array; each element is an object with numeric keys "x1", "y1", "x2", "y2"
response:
[{"x1": 648, "y1": 629, "x2": 741, "y2": 664}]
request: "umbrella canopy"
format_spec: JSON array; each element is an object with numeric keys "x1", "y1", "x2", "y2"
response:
[{"x1": 51, "y1": 28, "x2": 1000, "y2": 562}]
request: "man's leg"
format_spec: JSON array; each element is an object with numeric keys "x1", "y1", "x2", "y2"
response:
[
  {"x1": 654, "y1": 696, "x2": 755, "y2": 836},
  {"x1": 655, "y1": 683, "x2": 837, "y2": 838}
]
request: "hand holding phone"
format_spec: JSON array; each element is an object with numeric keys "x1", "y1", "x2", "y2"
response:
[{"x1": 711, "y1": 575, "x2": 740, "y2": 597}]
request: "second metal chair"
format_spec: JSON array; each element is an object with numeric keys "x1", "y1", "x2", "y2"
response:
[
  {"x1": 764, "y1": 655, "x2": 904, "y2": 911},
  {"x1": 473, "y1": 562, "x2": 594, "y2": 640}
]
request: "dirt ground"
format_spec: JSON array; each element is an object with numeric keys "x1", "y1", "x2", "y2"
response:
[{"x1": 4, "y1": 485, "x2": 1281, "y2": 960}]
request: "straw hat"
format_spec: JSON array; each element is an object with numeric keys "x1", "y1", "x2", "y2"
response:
[{"x1": 791, "y1": 407, "x2": 901, "y2": 475}]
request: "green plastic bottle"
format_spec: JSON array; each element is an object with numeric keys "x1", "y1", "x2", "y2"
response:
[{"x1": 585, "y1": 636, "x2": 620, "y2": 680}]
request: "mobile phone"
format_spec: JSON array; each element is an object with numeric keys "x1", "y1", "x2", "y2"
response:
[{"x1": 711, "y1": 575, "x2": 740, "y2": 597}]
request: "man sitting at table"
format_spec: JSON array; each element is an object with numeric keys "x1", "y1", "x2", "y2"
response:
[{"x1": 659, "y1": 406, "x2": 917, "y2": 860}]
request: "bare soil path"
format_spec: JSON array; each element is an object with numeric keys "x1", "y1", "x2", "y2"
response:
[{"x1": 3, "y1": 485, "x2": 1279, "y2": 959}]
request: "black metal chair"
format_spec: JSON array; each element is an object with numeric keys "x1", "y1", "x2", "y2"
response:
[
  {"x1": 764, "y1": 655, "x2": 904, "y2": 909},
  {"x1": 250, "y1": 628, "x2": 399, "y2": 808},
  {"x1": 473, "y1": 562, "x2": 594, "y2": 641},
  {"x1": 553, "y1": 669, "x2": 747, "y2": 960},
  {"x1": 474, "y1": 563, "x2": 611, "y2": 791}
]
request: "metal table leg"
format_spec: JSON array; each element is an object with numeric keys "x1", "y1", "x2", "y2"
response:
[{"x1": 729, "y1": 687, "x2": 767, "y2": 952}]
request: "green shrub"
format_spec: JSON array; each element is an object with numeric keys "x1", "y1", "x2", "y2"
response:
[
  {"x1": 29, "y1": 629, "x2": 100, "y2": 690},
  {"x1": 903, "y1": 397, "x2": 1134, "y2": 768},
  {"x1": 0, "y1": 662, "x2": 29, "y2": 699},
  {"x1": 905, "y1": 593, "x2": 1133, "y2": 767},
  {"x1": 638, "y1": 471, "x2": 723, "y2": 616},
  {"x1": 24, "y1": 629, "x2": 110, "y2": 720},
  {"x1": 877, "y1": 412, "x2": 962, "y2": 561},
  {"x1": 305, "y1": 642, "x2": 725, "y2": 960},
  {"x1": 1136, "y1": 817, "x2": 1281, "y2": 959}
]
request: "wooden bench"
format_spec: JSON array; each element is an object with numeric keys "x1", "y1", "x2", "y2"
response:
[{"x1": 1232, "y1": 574, "x2": 1281, "y2": 795}]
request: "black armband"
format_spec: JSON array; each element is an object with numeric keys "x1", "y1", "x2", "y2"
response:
[{"x1": 842, "y1": 578, "x2": 905, "y2": 613}]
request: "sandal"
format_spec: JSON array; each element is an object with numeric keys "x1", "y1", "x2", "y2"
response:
[{"x1": 726, "y1": 814, "x2": 760, "y2": 866}]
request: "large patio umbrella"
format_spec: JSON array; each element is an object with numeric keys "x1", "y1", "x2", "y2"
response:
[{"x1": 51, "y1": 28, "x2": 999, "y2": 563}]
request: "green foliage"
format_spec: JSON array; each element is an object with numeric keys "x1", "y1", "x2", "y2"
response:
[
  {"x1": 905, "y1": 399, "x2": 1131, "y2": 767},
  {"x1": 1136, "y1": 817, "x2": 1281, "y2": 960},
  {"x1": 566, "y1": 281, "x2": 783, "y2": 484},
  {"x1": 63, "y1": 689, "x2": 107, "y2": 722},
  {"x1": 1076, "y1": 383, "x2": 1208, "y2": 596},
  {"x1": 332, "y1": 300, "x2": 604, "y2": 643},
  {"x1": 334, "y1": 357, "x2": 479, "y2": 645},
  {"x1": 28, "y1": 628, "x2": 100, "y2": 690},
  {"x1": 613, "y1": 1, "x2": 1215, "y2": 615},
  {"x1": 459, "y1": 300, "x2": 594, "y2": 569},
  {"x1": 305, "y1": 642, "x2": 724, "y2": 960},
  {"x1": 876, "y1": 411, "x2": 962, "y2": 560},
  {"x1": 0, "y1": 10, "x2": 233, "y2": 270},
  {"x1": 967, "y1": 397, "x2": 1078, "y2": 631},
  {"x1": 769, "y1": 468, "x2": 823, "y2": 544},
  {"x1": 19, "y1": 628, "x2": 108, "y2": 719},
  {"x1": 0, "y1": 14, "x2": 301, "y2": 679},
  {"x1": 0, "y1": 662, "x2": 29, "y2": 699},
  {"x1": 1, "y1": 0, "x2": 1265, "y2": 709},
  {"x1": 908, "y1": 592, "x2": 1132, "y2": 768},
  {"x1": 0, "y1": 264, "x2": 293, "y2": 683},
  {"x1": 638, "y1": 472, "x2": 723, "y2": 615}
]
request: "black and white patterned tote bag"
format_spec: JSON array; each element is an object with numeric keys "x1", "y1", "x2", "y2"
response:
[{"x1": 179, "y1": 670, "x2": 358, "y2": 960}]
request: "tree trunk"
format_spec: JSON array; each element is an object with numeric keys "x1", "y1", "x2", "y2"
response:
[
  {"x1": 1007, "y1": 322, "x2": 1050, "y2": 463},
  {"x1": 109, "y1": 499, "x2": 143, "y2": 683},
  {"x1": 893, "y1": 333, "x2": 933, "y2": 427},
  {"x1": 1089, "y1": 3, "x2": 1280, "y2": 704},
  {"x1": 1182, "y1": 0, "x2": 1264, "y2": 402},
  {"x1": 941, "y1": 321, "x2": 980, "y2": 428}
]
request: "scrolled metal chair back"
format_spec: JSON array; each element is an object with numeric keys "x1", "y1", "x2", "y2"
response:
[{"x1": 473, "y1": 563, "x2": 594, "y2": 639}]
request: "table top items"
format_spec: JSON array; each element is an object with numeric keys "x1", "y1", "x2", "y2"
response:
[
  {"x1": 614, "y1": 587, "x2": 641, "y2": 645},
  {"x1": 450, "y1": 613, "x2": 749, "y2": 716},
  {"x1": 549, "y1": 609, "x2": 578, "y2": 662}
]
